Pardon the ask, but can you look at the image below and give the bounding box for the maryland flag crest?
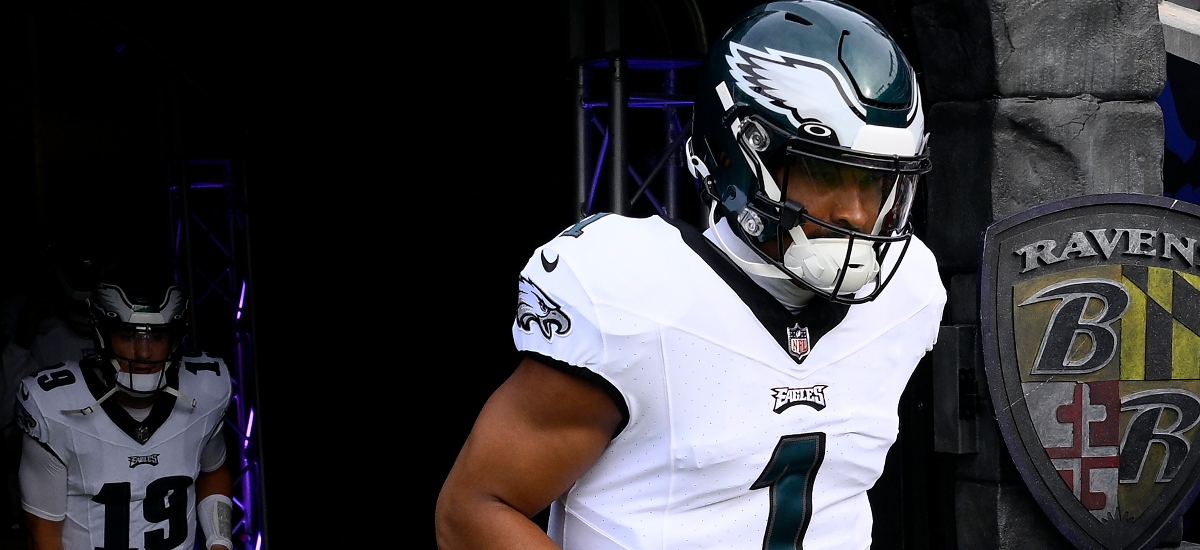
[981,194,1200,549]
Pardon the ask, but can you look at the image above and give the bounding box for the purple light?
[237,280,246,320]
[256,534,262,550]
[586,118,611,214]
[244,409,254,448]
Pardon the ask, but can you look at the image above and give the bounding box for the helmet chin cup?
[783,227,879,294]
[110,358,167,397]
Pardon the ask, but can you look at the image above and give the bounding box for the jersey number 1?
[93,476,193,550]
[751,433,826,550]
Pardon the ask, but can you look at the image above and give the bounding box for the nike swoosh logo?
[541,250,559,272]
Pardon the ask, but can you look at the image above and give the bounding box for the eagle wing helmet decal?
[726,41,921,136]
[727,41,868,129]
[516,274,572,341]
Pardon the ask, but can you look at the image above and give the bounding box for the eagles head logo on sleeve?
[516,275,572,341]
[14,399,36,433]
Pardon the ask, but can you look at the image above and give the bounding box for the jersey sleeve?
[891,235,947,352]
[14,378,48,444]
[179,353,233,472]
[513,239,606,374]
[180,353,233,409]
[19,432,67,520]
[14,374,70,522]
[200,423,227,472]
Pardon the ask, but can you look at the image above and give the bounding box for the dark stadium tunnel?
[0,2,394,548]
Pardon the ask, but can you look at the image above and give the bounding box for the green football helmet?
[686,0,930,304]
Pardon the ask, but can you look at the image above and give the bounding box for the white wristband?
[198,493,234,549]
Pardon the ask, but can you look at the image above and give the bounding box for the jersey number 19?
[93,476,193,550]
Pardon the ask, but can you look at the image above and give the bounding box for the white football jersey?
[15,354,232,550]
[513,214,946,550]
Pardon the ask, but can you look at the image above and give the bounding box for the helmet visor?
[780,153,921,238]
[738,114,927,239]
[109,326,176,370]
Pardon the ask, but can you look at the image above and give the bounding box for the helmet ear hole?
[741,120,771,152]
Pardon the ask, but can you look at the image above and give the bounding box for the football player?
[436,1,947,548]
[15,260,234,550]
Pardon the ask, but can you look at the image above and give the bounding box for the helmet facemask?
[103,324,183,397]
[722,114,928,303]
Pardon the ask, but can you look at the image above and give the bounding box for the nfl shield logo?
[981,194,1200,550]
[788,324,810,360]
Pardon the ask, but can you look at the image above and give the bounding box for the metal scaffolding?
[168,159,268,550]
[574,56,701,223]
[568,0,706,225]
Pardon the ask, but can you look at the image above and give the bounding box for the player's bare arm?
[436,357,622,550]
[23,514,63,550]
[196,463,233,503]
[196,463,234,550]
